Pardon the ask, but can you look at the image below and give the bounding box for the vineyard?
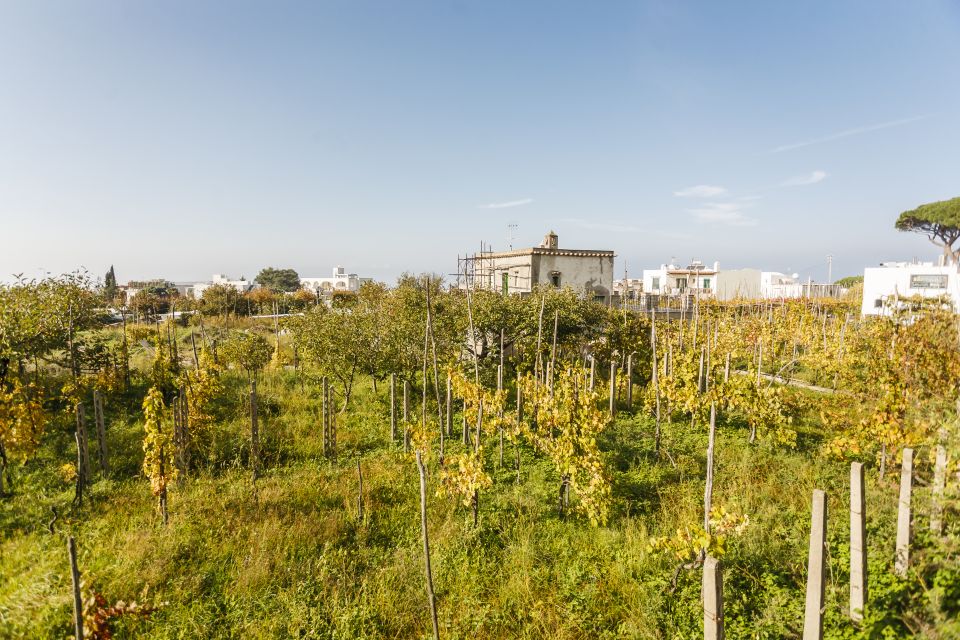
[1,274,959,639]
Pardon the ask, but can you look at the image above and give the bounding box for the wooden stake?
[390,374,397,442]
[803,489,827,640]
[445,374,453,438]
[931,432,947,535]
[357,457,364,522]
[895,448,913,578]
[415,451,441,640]
[704,403,716,532]
[93,390,108,476]
[250,380,260,481]
[609,362,617,418]
[850,462,867,622]
[68,536,84,640]
[75,403,91,485]
[703,556,723,640]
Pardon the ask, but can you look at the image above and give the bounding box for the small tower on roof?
[541,230,559,250]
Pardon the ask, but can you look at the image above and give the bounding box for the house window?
[874,299,883,308]
[502,272,509,294]
[909,274,947,289]
[652,277,660,290]
[702,278,711,289]
[550,272,561,287]
[676,278,686,290]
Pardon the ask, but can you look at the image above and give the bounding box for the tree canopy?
[255,267,301,293]
[895,196,960,262]
[103,265,118,303]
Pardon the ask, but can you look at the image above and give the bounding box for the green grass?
[0,371,955,639]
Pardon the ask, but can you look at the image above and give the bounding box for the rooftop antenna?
[508,222,518,250]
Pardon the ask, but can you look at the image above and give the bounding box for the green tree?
[201,284,241,321]
[103,266,118,303]
[833,275,863,287]
[290,305,369,408]
[254,267,300,293]
[896,196,960,263]
[0,274,98,385]
[219,332,272,380]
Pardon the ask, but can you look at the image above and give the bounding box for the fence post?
[626,354,633,410]
[895,448,914,578]
[803,489,827,640]
[850,462,867,622]
[589,356,595,392]
[703,556,723,640]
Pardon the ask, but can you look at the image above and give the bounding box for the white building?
[301,266,365,295]
[192,274,253,299]
[861,259,960,316]
[760,272,802,298]
[642,260,719,298]
[460,231,615,304]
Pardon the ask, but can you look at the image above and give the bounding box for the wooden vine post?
[92,389,108,476]
[895,447,914,578]
[250,380,260,481]
[608,362,617,418]
[403,379,411,453]
[625,353,633,410]
[803,489,827,640]
[415,451,440,640]
[390,373,397,442]
[703,556,723,640]
[931,433,947,535]
[322,377,336,459]
[357,458,364,522]
[850,462,867,622]
[68,536,84,640]
[173,389,189,480]
[445,374,452,437]
[515,382,523,480]
[704,403,717,533]
[75,403,91,486]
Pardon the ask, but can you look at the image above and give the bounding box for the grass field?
[0,368,955,639]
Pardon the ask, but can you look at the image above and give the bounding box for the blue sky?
[1,1,958,285]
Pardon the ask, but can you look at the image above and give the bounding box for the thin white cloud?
[562,218,644,233]
[479,198,534,209]
[673,184,728,198]
[771,114,932,153]
[687,202,758,227]
[780,170,828,187]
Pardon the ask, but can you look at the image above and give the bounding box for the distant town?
[111,229,958,319]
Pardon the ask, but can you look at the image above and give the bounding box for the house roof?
[482,247,615,259]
